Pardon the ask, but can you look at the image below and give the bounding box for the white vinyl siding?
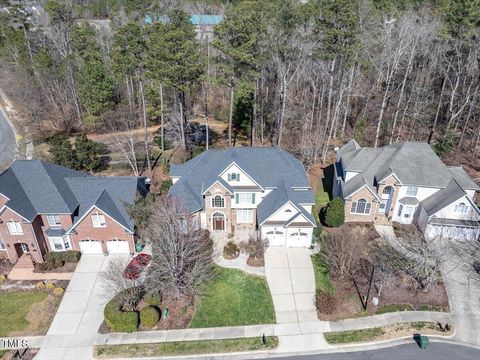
[7,221,23,235]
[236,209,253,223]
[47,214,61,226]
[91,214,106,228]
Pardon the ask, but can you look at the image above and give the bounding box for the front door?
[14,243,29,257]
[212,212,225,231]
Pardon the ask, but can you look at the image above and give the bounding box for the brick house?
[333,140,480,240]
[169,147,316,247]
[0,160,148,265]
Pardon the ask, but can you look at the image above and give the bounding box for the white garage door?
[106,239,130,253]
[79,240,103,254]
[264,227,285,246]
[287,230,310,247]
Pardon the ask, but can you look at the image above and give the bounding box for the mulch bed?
[318,274,449,321]
[33,262,77,274]
[99,295,195,334]
[246,256,264,267]
[0,280,69,293]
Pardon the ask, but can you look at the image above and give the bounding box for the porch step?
[15,255,34,269]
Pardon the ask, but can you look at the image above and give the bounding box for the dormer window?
[212,195,225,208]
[455,202,468,214]
[91,213,106,228]
[47,214,61,226]
[406,186,418,197]
[228,173,240,182]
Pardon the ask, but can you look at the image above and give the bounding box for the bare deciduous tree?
[142,197,214,300]
[321,230,367,279]
[240,231,269,260]
[100,257,143,311]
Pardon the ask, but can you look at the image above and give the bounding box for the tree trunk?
[374,82,391,148]
[179,92,186,149]
[341,64,355,140]
[139,79,152,175]
[252,82,257,146]
[228,86,234,148]
[277,77,287,148]
[428,73,447,144]
[160,83,165,152]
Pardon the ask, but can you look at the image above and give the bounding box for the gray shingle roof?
[420,179,466,216]
[337,141,479,197]
[448,166,480,191]
[0,160,144,232]
[169,147,314,224]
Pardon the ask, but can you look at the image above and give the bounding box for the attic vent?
[285,209,292,213]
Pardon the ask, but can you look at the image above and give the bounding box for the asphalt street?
[0,105,16,171]
[271,342,480,360]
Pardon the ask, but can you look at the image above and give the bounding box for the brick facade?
[344,186,378,223]
[204,183,234,236]
[376,174,400,222]
[69,207,134,253]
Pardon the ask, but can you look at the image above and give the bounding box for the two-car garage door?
[78,239,130,254]
[262,226,313,247]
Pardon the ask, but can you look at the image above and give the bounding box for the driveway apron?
[36,254,129,360]
[265,247,317,324]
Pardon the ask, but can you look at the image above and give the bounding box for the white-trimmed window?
[211,195,225,208]
[403,206,414,218]
[406,186,418,197]
[0,236,5,250]
[455,202,468,214]
[49,236,70,251]
[236,209,253,223]
[7,221,23,235]
[397,204,403,217]
[235,192,256,204]
[228,173,240,181]
[47,214,61,226]
[350,199,371,214]
[91,213,106,228]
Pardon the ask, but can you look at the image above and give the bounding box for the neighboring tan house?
[333,140,480,240]
[0,160,148,265]
[169,147,316,247]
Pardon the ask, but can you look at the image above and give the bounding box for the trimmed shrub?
[36,281,46,289]
[104,294,139,333]
[46,281,56,289]
[143,293,161,307]
[140,306,160,329]
[223,241,240,258]
[324,197,345,227]
[38,257,64,271]
[53,287,65,296]
[45,251,81,263]
[0,274,6,282]
[315,290,335,314]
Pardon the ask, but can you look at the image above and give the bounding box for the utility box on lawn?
[419,335,429,349]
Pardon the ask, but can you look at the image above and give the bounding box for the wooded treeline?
[1,0,480,169]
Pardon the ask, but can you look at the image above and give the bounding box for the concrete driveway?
[265,247,317,324]
[36,254,130,360]
[441,250,480,346]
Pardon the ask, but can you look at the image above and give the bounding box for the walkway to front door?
[265,247,317,324]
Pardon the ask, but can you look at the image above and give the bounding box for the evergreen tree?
[324,197,345,227]
[49,136,78,169]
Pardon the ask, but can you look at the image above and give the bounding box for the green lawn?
[0,291,48,337]
[311,253,334,294]
[324,328,384,344]
[191,267,276,328]
[95,337,279,358]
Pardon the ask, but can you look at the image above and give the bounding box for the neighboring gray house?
[333,140,480,240]
[169,147,316,247]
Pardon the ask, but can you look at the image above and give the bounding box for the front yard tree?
[100,257,143,311]
[240,231,269,260]
[143,197,214,300]
[324,197,345,227]
[373,227,451,292]
[321,228,366,278]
